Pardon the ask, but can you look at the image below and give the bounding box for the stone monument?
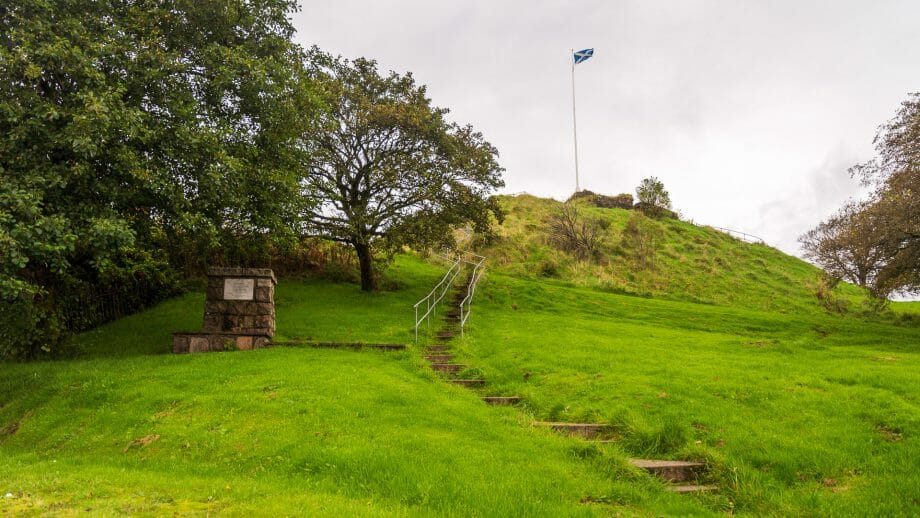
[173,267,277,353]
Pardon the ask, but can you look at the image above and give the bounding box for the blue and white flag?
[574,48,594,64]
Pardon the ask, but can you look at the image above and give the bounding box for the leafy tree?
[546,203,602,260]
[799,201,886,288]
[300,51,504,291]
[0,0,315,356]
[804,92,920,298]
[635,177,673,218]
[849,93,920,296]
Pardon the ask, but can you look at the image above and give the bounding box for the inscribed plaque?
[224,278,255,300]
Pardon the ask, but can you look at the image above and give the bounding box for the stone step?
[275,341,406,351]
[450,379,485,387]
[430,363,467,373]
[666,485,718,493]
[533,422,610,439]
[424,354,454,363]
[426,345,449,352]
[436,331,456,339]
[482,396,521,406]
[629,459,705,483]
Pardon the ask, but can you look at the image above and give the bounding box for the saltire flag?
[574,48,594,64]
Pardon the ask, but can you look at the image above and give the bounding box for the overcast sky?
[292,0,920,256]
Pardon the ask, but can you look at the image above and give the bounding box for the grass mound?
[486,194,871,313]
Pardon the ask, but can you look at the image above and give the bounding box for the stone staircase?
[419,255,717,499]
[423,266,520,404]
[629,459,715,493]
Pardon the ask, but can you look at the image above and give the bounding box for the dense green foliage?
[0,0,317,357]
[0,1,505,356]
[803,92,920,298]
[635,176,673,218]
[300,50,504,290]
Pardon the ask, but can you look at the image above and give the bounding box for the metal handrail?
[459,254,486,337]
[413,254,463,343]
[709,226,765,244]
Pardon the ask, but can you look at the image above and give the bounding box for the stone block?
[204,300,227,314]
[202,313,222,332]
[254,286,273,302]
[206,284,223,301]
[253,302,273,316]
[207,267,276,284]
[254,315,274,329]
[172,334,191,353]
[189,336,211,353]
[235,336,253,350]
[173,331,270,354]
[222,315,242,331]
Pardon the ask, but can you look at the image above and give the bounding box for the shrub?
[635,177,674,218]
[546,204,603,260]
[811,274,849,314]
[1,253,181,359]
[622,212,663,270]
[537,258,561,278]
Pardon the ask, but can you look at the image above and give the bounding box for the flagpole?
[570,49,580,193]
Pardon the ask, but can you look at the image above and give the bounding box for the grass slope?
[2,203,919,516]
[457,271,920,516]
[486,195,871,313]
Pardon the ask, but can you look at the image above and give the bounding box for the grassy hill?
[485,195,870,314]
[2,199,919,516]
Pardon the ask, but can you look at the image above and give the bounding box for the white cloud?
[292,0,920,257]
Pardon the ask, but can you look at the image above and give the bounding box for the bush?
[635,177,674,218]
[1,253,181,359]
[537,258,561,278]
[811,274,849,314]
[622,212,663,270]
[546,203,603,260]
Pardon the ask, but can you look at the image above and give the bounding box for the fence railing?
[459,254,486,337]
[413,254,463,343]
[709,226,765,244]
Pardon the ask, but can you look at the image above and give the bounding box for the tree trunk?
[353,241,376,291]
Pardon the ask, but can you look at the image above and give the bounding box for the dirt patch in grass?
[878,425,902,443]
[0,411,33,438]
[123,434,161,452]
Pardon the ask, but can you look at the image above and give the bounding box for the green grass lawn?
[1,348,637,516]
[1,256,711,516]
[454,271,920,516]
[3,221,919,515]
